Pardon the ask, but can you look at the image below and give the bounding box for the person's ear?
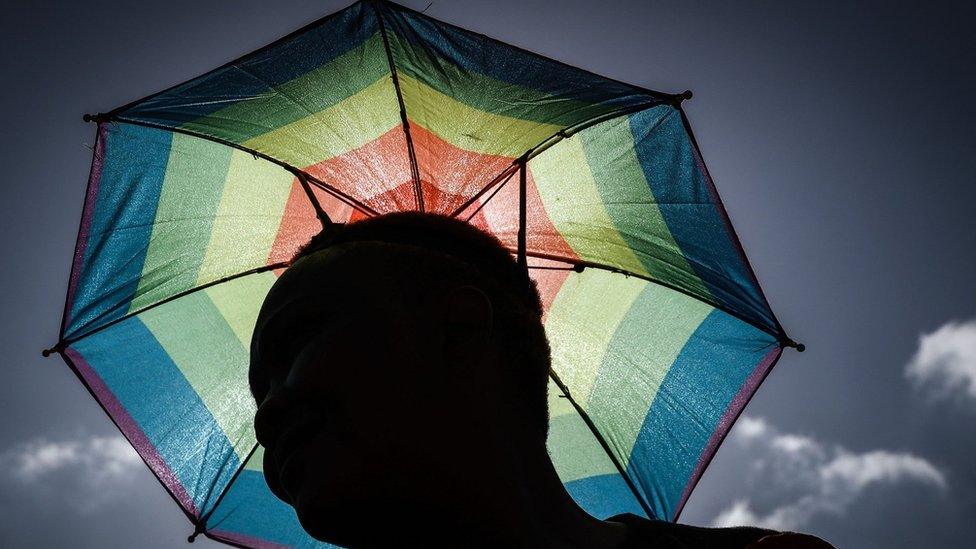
[442,285,493,350]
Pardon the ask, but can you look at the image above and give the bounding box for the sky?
[2,0,974,547]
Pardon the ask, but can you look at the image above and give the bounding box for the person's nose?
[253,389,294,450]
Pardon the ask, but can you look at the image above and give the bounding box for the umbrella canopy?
[47,1,800,546]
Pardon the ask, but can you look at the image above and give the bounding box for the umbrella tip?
[782,338,806,352]
[187,523,205,543]
[83,113,105,123]
[669,90,693,105]
[41,342,65,357]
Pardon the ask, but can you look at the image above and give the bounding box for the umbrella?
[45,1,803,546]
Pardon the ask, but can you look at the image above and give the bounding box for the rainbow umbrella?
[45,1,802,546]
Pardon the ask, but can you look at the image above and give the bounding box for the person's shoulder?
[606,513,835,549]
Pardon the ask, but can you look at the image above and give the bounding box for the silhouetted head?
[249,212,551,546]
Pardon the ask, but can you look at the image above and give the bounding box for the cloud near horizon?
[0,434,142,513]
[711,416,946,531]
[905,316,976,404]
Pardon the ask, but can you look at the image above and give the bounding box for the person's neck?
[441,437,631,548]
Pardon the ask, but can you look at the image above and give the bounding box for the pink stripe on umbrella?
[64,346,198,518]
[672,344,783,520]
[208,529,294,549]
[62,124,108,335]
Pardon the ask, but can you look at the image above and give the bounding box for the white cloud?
[735,416,770,440]
[0,434,142,513]
[771,434,821,456]
[820,450,946,492]
[906,317,976,402]
[711,416,946,531]
[713,500,761,527]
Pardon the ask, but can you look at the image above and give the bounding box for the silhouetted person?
[249,212,832,548]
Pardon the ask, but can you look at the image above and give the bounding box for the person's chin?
[293,487,393,546]
[304,493,459,548]
[281,451,377,543]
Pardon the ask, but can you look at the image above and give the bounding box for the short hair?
[291,212,552,440]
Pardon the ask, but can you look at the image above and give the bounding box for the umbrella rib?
[386,0,676,103]
[95,117,380,218]
[58,124,103,340]
[448,98,673,219]
[295,171,332,228]
[526,264,578,272]
[670,348,784,522]
[462,168,517,222]
[197,443,260,529]
[56,349,201,526]
[547,369,656,520]
[373,0,425,212]
[98,5,360,122]
[202,532,258,549]
[513,248,786,342]
[516,156,528,270]
[57,262,290,350]
[675,106,787,339]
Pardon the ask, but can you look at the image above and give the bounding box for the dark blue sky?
[2,1,974,547]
